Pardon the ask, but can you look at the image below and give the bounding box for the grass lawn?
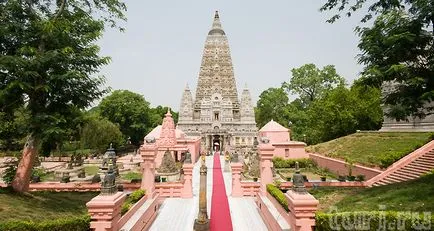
[306,132,433,168]
[0,187,98,222]
[84,165,99,175]
[310,173,434,213]
[277,168,337,181]
[121,172,142,181]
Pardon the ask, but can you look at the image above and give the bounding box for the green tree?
[0,0,126,192]
[320,0,434,120]
[283,64,345,106]
[357,10,433,120]
[98,90,152,145]
[149,106,179,128]
[255,87,290,129]
[80,115,123,154]
[300,85,382,144]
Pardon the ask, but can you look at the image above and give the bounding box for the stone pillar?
[181,163,194,198]
[231,162,243,197]
[140,138,158,197]
[259,140,274,195]
[86,192,126,231]
[286,191,319,231]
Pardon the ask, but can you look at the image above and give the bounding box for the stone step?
[404,163,433,172]
[397,168,424,178]
[410,161,434,170]
[418,155,434,162]
[387,173,415,182]
[400,165,429,174]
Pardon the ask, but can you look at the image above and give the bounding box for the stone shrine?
[177,11,257,153]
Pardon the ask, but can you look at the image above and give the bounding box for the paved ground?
[149,155,267,231]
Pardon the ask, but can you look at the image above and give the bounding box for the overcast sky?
[97,0,366,110]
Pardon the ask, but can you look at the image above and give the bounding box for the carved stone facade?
[177,11,257,152]
[380,81,434,131]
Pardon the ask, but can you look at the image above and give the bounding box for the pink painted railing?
[240,181,260,196]
[24,182,141,192]
[279,181,366,190]
[309,153,382,179]
[366,140,434,186]
[155,181,184,197]
[265,192,291,226]
[256,193,283,231]
[118,194,149,228]
[117,194,162,231]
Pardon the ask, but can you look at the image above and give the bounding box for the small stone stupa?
[157,149,179,181]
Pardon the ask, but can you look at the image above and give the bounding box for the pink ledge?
[265,191,292,226]
[117,194,149,228]
[256,193,283,231]
[240,181,260,196]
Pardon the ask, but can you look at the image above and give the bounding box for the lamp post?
[194,153,210,230]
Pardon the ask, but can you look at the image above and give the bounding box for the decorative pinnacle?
[165,107,172,116]
[214,10,219,18]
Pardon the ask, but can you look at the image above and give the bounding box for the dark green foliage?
[98,90,153,145]
[80,114,124,153]
[1,165,17,185]
[120,189,146,215]
[320,0,434,120]
[255,87,290,129]
[272,157,315,169]
[0,215,90,231]
[282,63,345,106]
[266,184,289,212]
[316,212,433,231]
[356,174,365,182]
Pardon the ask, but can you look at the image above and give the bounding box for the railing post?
[140,137,158,197]
[230,162,243,197]
[181,162,194,198]
[86,192,126,231]
[258,138,274,195]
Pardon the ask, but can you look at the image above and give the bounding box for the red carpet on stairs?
[210,152,233,231]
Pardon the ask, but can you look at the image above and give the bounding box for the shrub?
[1,165,17,185]
[356,174,365,182]
[272,157,315,169]
[316,212,434,231]
[266,184,288,212]
[120,189,146,216]
[0,215,90,231]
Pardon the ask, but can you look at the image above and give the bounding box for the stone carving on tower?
[177,11,258,153]
[159,109,177,147]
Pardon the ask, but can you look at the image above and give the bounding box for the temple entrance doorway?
[213,135,220,152]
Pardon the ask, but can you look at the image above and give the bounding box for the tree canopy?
[320,0,434,120]
[0,0,126,192]
[255,64,383,145]
[255,87,290,128]
[282,64,345,106]
[98,90,153,145]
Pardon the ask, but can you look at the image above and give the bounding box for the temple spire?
[209,10,225,35]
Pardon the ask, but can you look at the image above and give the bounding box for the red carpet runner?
[210,152,233,231]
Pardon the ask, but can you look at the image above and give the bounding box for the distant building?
[380,81,434,131]
[177,11,257,152]
[258,120,307,159]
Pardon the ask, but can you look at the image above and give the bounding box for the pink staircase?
[366,140,434,187]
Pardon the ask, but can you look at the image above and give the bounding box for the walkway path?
[210,153,233,230]
[149,154,267,231]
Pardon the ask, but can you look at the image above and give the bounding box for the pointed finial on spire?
[165,107,172,117]
[185,83,190,90]
[209,10,225,35]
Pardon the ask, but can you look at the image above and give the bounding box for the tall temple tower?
[177,11,258,152]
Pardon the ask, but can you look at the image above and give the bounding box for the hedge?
[0,215,90,231]
[272,157,315,169]
[266,184,289,212]
[121,189,146,215]
[316,212,434,231]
